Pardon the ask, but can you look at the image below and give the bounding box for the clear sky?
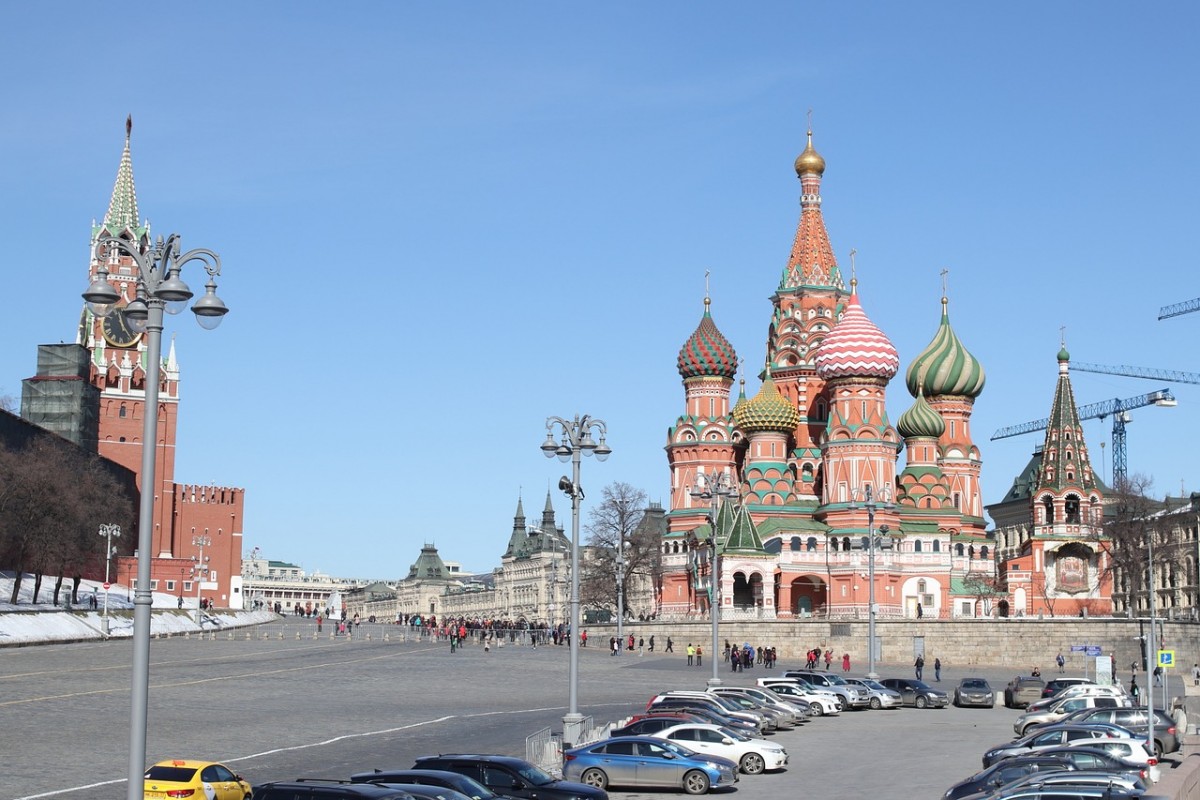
[2,3,1198,579]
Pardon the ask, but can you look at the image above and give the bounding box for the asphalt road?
[1,618,1184,800]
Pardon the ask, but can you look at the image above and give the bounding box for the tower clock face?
[101,307,143,348]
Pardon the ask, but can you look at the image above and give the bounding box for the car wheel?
[915,695,928,709]
[740,752,766,775]
[581,768,608,790]
[836,697,847,711]
[810,703,824,716]
[683,769,711,795]
[1154,740,1165,758]
[869,697,882,710]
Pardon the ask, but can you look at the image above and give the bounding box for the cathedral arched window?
[917,579,927,594]
[914,540,923,552]
[119,405,127,418]
[932,540,940,552]
[830,537,839,552]
[955,543,964,556]
[807,537,817,552]
[1065,495,1081,524]
[1042,496,1055,524]
[968,545,975,559]
[981,545,989,559]
[861,536,870,551]
[842,537,851,551]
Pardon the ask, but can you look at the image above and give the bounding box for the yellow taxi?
[143,759,251,799]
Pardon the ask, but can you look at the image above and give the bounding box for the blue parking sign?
[1158,650,1175,668]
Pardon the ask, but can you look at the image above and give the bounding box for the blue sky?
[2,3,1198,579]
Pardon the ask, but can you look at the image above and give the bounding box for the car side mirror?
[722,738,734,745]
[662,752,676,760]
[510,780,524,789]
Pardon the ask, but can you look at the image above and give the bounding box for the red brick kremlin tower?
[661,129,992,620]
[78,120,246,609]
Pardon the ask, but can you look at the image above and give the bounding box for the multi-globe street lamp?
[82,232,227,800]
[98,523,121,636]
[851,485,893,680]
[541,414,610,743]
[689,472,737,688]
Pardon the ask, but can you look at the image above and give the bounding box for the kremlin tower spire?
[97,115,148,241]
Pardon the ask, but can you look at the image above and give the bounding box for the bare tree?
[580,482,650,615]
[961,572,1004,617]
[1098,474,1164,616]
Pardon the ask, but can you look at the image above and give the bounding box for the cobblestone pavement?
[1,618,1187,800]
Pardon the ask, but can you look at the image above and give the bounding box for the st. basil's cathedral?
[658,129,1112,620]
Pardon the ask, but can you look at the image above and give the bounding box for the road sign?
[103,582,111,590]
[1070,645,1086,652]
[1085,646,1102,657]
[1159,650,1175,668]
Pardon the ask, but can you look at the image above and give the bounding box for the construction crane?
[991,389,1177,487]
[1071,362,1200,385]
[1158,297,1200,320]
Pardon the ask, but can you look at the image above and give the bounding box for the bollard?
[366,633,372,641]
[278,631,284,640]
[384,633,390,642]
[184,632,190,640]
[296,631,301,640]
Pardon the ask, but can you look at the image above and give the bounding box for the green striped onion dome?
[896,389,946,440]
[905,297,985,398]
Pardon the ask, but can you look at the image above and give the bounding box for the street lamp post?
[192,532,212,624]
[82,232,227,800]
[689,472,737,688]
[98,523,121,636]
[1145,528,1158,753]
[615,536,626,654]
[852,485,894,680]
[541,414,610,744]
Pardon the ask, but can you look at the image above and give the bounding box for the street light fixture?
[98,523,121,636]
[851,485,894,680]
[82,232,227,800]
[689,472,737,688]
[542,414,610,744]
[1145,527,1159,752]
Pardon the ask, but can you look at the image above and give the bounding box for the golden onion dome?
[733,371,801,433]
[794,130,826,177]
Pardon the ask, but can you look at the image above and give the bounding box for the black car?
[1040,678,1093,698]
[357,784,474,800]
[253,779,416,799]
[351,769,509,800]
[942,755,1075,800]
[412,755,607,800]
[878,678,950,708]
[611,715,705,738]
[1020,747,1151,782]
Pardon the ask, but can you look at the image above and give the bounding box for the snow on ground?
[0,571,276,646]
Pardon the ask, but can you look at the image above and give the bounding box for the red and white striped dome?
[814,284,899,380]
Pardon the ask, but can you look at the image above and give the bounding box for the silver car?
[842,677,902,710]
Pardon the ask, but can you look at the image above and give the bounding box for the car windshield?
[144,766,197,782]
[857,679,885,690]
[515,765,556,786]
[822,675,848,685]
[908,680,934,691]
[657,739,697,758]
[452,776,496,800]
[961,679,989,689]
[718,726,750,741]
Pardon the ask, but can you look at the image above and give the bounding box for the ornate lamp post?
[689,472,737,688]
[82,232,227,800]
[541,414,610,743]
[851,485,893,680]
[98,523,121,636]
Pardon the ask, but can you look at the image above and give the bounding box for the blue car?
[563,736,738,795]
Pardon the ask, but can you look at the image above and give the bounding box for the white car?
[842,677,904,710]
[1067,737,1160,783]
[653,723,788,775]
[756,678,841,716]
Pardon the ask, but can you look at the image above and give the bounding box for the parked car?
[1025,746,1152,784]
[349,769,510,800]
[363,784,474,800]
[643,697,762,734]
[982,725,1117,768]
[998,768,1147,796]
[781,670,870,709]
[252,781,415,800]
[1056,706,1180,756]
[878,678,949,709]
[612,715,707,738]
[941,755,1076,800]
[1041,677,1094,698]
[704,691,793,729]
[1064,738,1160,783]
[969,780,1146,800]
[411,755,607,800]
[952,678,996,709]
[710,686,808,725]
[145,759,253,800]
[1024,684,1127,714]
[653,723,788,774]
[1004,676,1047,709]
[562,736,738,795]
[1013,694,1128,735]
[842,677,903,709]
[756,678,841,716]
[646,693,766,732]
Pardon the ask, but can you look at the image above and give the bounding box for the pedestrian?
[696,644,703,667]
[914,654,925,680]
[1191,663,1199,686]
[628,633,635,652]
[686,643,695,666]
[649,634,655,652]
[731,649,740,672]
[581,630,587,647]
[934,657,942,682]
[842,652,851,672]
[824,649,832,670]
[638,637,644,657]
[317,614,323,633]
[1130,677,1140,704]
[1153,665,1163,687]
[666,637,674,653]
[610,637,618,656]
[724,640,731,662]
[1031,665,1042,678]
